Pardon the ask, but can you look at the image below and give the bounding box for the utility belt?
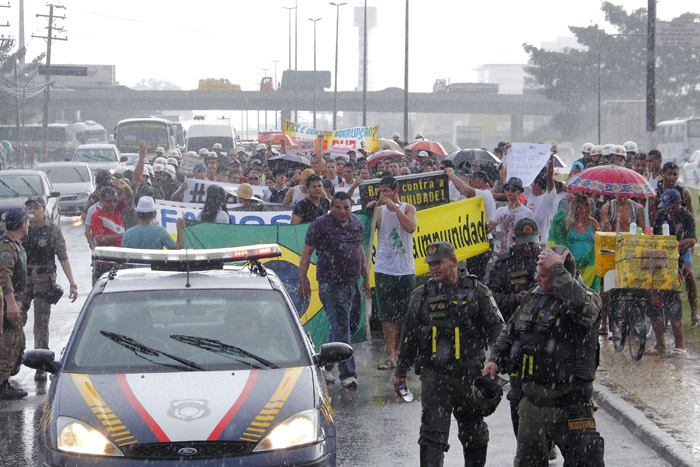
[418,323,483,369]
[524,386,592,408]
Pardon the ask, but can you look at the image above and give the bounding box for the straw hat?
[233,183,262,202]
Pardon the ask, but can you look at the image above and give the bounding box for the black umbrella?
[445,148,501,169]
[267,153,311,172]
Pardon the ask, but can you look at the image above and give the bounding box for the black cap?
[3,208,31,230]
[514,218,540,245]
[424,241,456,263]
[95,170,113,187]
[504,177,524,191]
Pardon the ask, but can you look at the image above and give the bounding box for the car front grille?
[122,441,253,459]
[60,194,79,201]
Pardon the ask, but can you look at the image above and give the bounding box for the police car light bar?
[93,244,282,265]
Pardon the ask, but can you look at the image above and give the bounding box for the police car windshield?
[65,289,309,373]
[0,175,43,198]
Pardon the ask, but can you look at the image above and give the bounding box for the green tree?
[0,45,46,125]
[132,78,181,91]
[524,2,700,141]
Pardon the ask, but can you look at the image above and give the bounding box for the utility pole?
[309,17,322,129]
[33,3,67,163]
[362,2,367,126]
[403,0,409,143]
[646,0,656,138]
[330,2,346,131]
[262,68,269,130]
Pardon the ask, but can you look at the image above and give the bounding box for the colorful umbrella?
[366,150,404,168]
[403,140,447,156]
[566,164,656,198]
[326,144,356,160]
[377,138,405,153]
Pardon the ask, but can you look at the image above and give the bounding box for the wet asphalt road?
[0,216,682,465]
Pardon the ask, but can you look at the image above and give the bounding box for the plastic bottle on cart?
[662,221,670,236]
[629,221,637,234]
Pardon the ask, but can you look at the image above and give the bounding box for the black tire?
[610,300,626,353]
[628,303,648,361]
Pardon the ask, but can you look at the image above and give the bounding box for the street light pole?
[282,6,295,70]
[403,0,409,143]
[597,32,644,144]
[330,2,346,131]
[309,17,322,129]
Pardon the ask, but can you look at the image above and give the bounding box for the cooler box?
[614,234,680,291]
[594,232,617,277]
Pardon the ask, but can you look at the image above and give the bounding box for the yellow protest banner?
[369,197,489,285]
[284,120,378,153]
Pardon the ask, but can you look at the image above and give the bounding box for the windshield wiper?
[170,334,279,369]
[100,330,205,371]
[0,178,19,197]
[20,178,39,195]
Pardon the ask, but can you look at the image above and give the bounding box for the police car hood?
[56,368,315,444]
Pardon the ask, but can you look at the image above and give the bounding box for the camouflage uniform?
[22,218,68,350]
[0,233,28,383]
[490,261,604,467]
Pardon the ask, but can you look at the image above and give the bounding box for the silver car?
[35,162,95,217]
[0,169,60,227]
[72,143,125,174]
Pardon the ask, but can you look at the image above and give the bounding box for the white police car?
[24,245,351,466]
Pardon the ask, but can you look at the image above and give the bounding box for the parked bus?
[657,117,700,163]
[0,121,108,162]
[114,117,175,157]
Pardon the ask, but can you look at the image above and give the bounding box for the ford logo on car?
[178,447,198,456]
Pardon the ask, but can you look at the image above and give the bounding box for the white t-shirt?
[473,188,496,223]
[523,186,557,245]
[494,205,534,254]
[324,175,341,188]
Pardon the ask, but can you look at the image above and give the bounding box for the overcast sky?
[7,0,695,93]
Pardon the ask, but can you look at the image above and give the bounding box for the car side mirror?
[50,191,60,198]
[313,342,353,367]
[23,349,61,374]
[120,156,128,162]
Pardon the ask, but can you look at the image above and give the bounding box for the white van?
[186,123,237,154]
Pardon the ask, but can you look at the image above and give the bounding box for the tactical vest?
[24,223,57,277]
[514,291,598,385]
[1,234,27,295]
[416,274,487,371]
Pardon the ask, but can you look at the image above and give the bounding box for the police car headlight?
[253,409,319,452]
[76,192,90,200]
[57,416,124,457]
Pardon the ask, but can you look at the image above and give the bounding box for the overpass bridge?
[38,88,561,140]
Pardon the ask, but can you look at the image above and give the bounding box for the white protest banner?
[182,178,267,203]
[286,138,316,157]
[505,143,553,187]
[156,200,294,234]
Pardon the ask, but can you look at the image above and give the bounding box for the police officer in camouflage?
[483,246,604,467]
[0,208,30,399]
[394,241,504,467]
[23,195,78,381]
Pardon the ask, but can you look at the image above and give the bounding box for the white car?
[72,144,125,174]
[35,162,95,217]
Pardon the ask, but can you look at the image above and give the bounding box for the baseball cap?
[3,207,31,230]
[504,177,524,192]
[25,195,46,207]
[417,150,429,158]
[392,132,400,138]
[193,162,206,173]
[424,241,456,263]
[659,188,682,208]
[514,218,540,245]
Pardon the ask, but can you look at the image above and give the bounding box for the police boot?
[0,379,28,400]
[419,444,445,467]
[463,445,487,467]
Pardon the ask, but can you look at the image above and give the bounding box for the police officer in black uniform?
[0,208,29,399]
[394,241,504,467]
[483,246,604,467]
[486,218,541,436]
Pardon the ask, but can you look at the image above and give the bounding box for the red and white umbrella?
[566,164,656,198]
[366,150,404,168]
[326,144,355,160]
[403,140,447,156]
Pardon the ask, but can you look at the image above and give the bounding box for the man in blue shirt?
[298,192,370,389]
[122,197,185,250]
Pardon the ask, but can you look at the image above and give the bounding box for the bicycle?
[605,282,649,361]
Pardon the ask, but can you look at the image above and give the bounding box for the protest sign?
[179,152,202,176]
[358,171,449,210]
[284,120,378,154]
[505,143,553,187]
[285,138,316,157]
